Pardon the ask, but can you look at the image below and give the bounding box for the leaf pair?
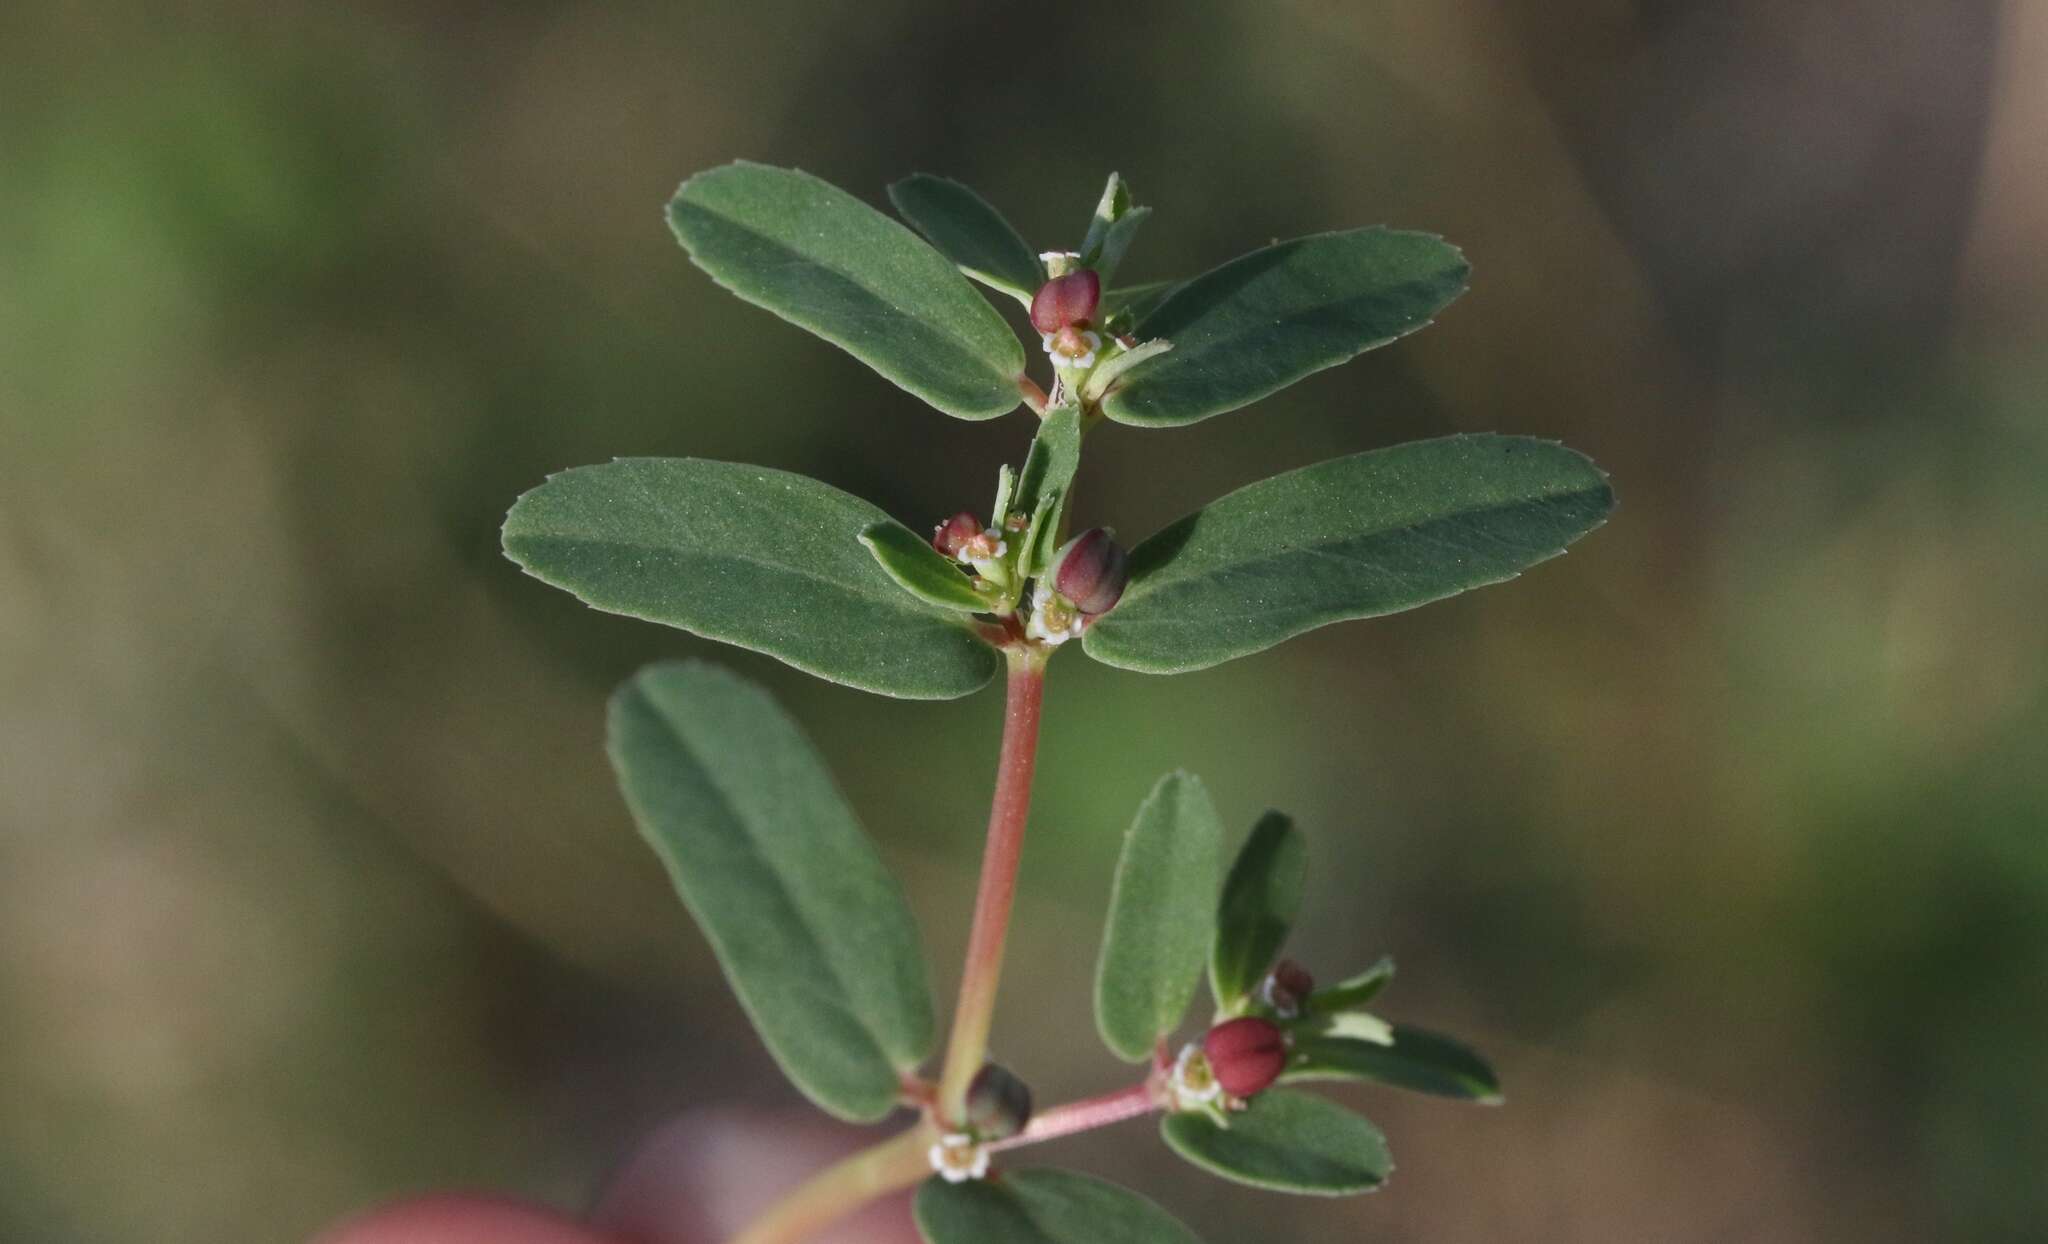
[503,436,1612,699]
[671,162,1472,430]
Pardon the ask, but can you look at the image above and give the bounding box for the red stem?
[989,1079,1160,1153]
[937,651,1047,1122]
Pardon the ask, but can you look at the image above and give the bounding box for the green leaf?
[1095,772,1225,1061]
[608,661,935,1121]
[1102,280,1182,332]
[1078,173,1132,262]
[1083,435,1614,675]
[915,1169,1202,1244]
[504,458,1000,699]
[1310,956,1394,1013]
[1286,1027,1503,1104]
[860,521,990,613]
[1100,228,1468,427]
[1079,173,1149,286]
[1011,405,1083,524]
[668,162,1026,420]
[1020,487,1063,579]
[1009,405,1085,576]
[1161,1090,1390,1196]
[1210,812,1305,1011]
[889,173,1045,301]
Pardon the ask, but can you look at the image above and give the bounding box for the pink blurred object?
[312,1112,917,1244]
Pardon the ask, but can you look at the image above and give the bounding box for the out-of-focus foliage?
[3,3,2045,1242]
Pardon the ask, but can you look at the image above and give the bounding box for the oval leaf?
[915,1169,1202,1244]
[1101,228,1468,427]
[861,520,991,612]
[1161,1090,1390,1196]
[1286,1027,1503,1104]
[890,173,1044,301]
[1095,772,1225,1061]
[1010,405,1083,526]
[504,458,1000,699]
[1102,280,1183,333]
[1083,435,1614,675]
[609,661,935,1121]
[1309,956,1394,1014]
[1078,173,1148,286]
[1210,812,1305,1011]
[669,162,1026,420]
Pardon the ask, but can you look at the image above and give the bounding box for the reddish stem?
[1017,374,1050,416]
[988,1079,1160,1153]
[937,650,1048,1122]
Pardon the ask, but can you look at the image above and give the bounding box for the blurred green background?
[6,2,2046,1241]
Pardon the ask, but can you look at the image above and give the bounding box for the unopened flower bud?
[1259,959,1315,1019]
[1047,528,1129,616]
[1030,268,1101,335]
[965,1062,1033,1141]
[1204,1017,1289,1099]
[932,511,982,558]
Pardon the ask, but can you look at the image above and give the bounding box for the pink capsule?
[1204,1017,1289,1099]
[1048,528,1128,616]
[1029,269,1101,335]
[932,511,983,558]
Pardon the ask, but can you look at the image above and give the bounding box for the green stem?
[725,1125,933,1244]
[937,647,1048,1123]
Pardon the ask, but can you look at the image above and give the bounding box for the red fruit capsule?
[1029,269,1101,335]
[1204,1017,1288,1099]
[932,511,982,558]
[1047,528,1128,616]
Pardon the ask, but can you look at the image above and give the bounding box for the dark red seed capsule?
[1204,1017,1288,1099]
[1029,269,1101,335]
[1047,528,1128,616]
[1263,959,1316,1016]
[932,511,982,558]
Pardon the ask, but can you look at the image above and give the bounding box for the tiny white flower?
[1040,329,1100,370]
[1026,584,1084,645]
[1169,1042,1223,1110]
[928,1133,990,1183]
[1039,250,1081,266]
[957,534,1007,564]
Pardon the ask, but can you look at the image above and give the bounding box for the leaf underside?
[608,661,935,1121]
[1083,435,1614,675]
[503,457,999,699]
[669,162,1026,420]
[914,1168,1203,1244]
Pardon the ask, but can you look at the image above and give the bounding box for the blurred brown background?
[5,2,2046,1240]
